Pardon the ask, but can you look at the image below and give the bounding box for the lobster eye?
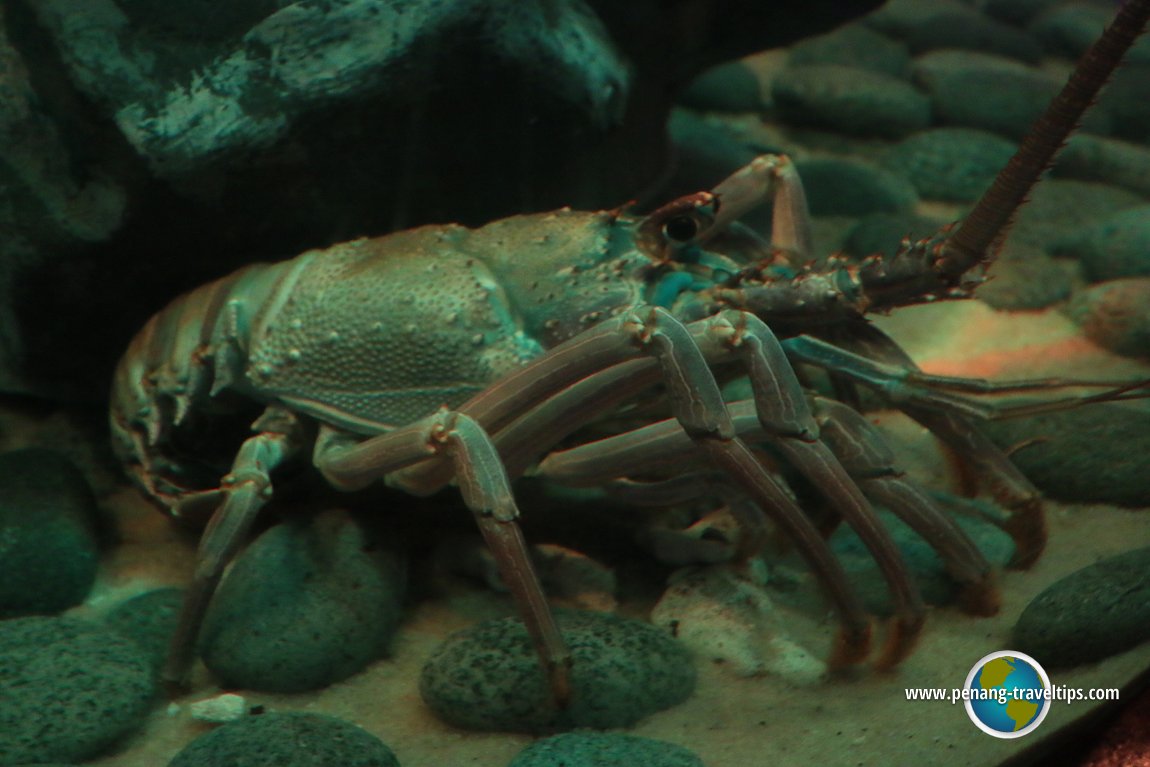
[663,215,699,243]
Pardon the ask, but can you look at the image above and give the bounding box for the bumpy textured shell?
[109,209,650,508]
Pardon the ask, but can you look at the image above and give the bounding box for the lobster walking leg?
[784,328,1053,565]
[314,410,573,707]
[692,311,927,665]
[394,307,877,666]
[164,422,297,688]
[619,310,878,665]
[464,305,921,666]
[710,154,813,261]
[539,394,998,615]
[810,396,999,616]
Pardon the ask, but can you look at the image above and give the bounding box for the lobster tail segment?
[937,0,1150,279]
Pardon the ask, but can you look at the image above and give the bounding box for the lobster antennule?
[938,0,1150,278]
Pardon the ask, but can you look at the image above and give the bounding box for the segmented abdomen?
[109,256,307,514]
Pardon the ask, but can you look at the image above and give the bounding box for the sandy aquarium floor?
[8,300,1141,767]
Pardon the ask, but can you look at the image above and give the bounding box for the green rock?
[199,509,406,692]
[795,156,919,216]
[880,128,1017,202]
[787,25,911,78]
[1014,546,1150,669]
[508,732,704,767]
[982,0,1064,26]
[0,449,100,618]
[830,495,1014,616]
[843,212,949,259]
[1028,2,1150,64]
[977,243,1073,311]
[1009,179,1145,252]
[906,12,1042,63]
[1052,205,1150,282]
[1055,134,1150,198]
[772,64,931,138]
[914,50,1110,139]
[420,610,695,732]
[1066,278,1150,359]
[0,617,155,764]
[679,61,762,113]
[104,588,184,672]
[864,0,981,37]
[168,712,399,767]
[981,402,1150,507]
[1100,63,1150,143]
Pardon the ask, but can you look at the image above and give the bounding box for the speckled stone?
[981,403,1150,507]
[772,65,930,138]
[1054,134,1150,198]
[1029,2,1150,64]
[842,212,948,260]
[1008,180,1145,252]
[0,449,100,618]
[1014,546,1150,669]
[508,732,704,767]
[880,128,1017,202]
[906,12,1042,63]
[982,0,1065,26]
[977,243,1074,311]
[1101,63,1150,143]
[864,0,981,37]
[199,509,405,693]
[167,712,399,767]
[0,616,155,764]
[1052,205,1150,283]
[786,25,911,78]
[679,61,762,113]
[794,156,919,216]
[420,609,695,732]
[1065,278,1150,359]
[830,495,1014,616]
[914,50,1110,139]
[104,587,184,672]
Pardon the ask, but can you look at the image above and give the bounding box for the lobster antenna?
[938,0,1150,277]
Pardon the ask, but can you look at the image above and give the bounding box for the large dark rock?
[1014,546,1150,669]
[199,509,406,692]
[0,449,100,618]
[981,403,1150,507]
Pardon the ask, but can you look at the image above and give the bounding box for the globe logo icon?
[964,651,1051,738]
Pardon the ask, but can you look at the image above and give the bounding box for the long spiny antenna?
[938,0,1150,278]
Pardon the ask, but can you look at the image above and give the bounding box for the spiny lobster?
[110,0,1150,706]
